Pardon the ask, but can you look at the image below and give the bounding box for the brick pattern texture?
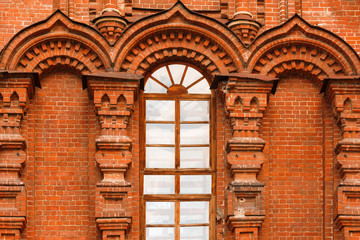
[0,0,359,239]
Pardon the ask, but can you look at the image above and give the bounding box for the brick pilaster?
[214,73,277,240]
[0,71,38,240]
[322,76,360,239]
[84,72,142,240]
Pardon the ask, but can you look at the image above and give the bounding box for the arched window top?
[145,64,211,94]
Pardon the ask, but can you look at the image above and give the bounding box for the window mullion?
[175,200,180,240]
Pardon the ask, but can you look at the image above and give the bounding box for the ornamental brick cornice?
[248,15,360,84]
[0,10,111,76]
[113,1,244,75]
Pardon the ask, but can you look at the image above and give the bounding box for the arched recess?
[113,1,245,78]
[0,10,112,76]
[247,14,360,86]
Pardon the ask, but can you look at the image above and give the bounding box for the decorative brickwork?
[215,73,277,239]
[0,71,37,240]
[0,0,358,239]
[113,2,244,75]
[84,72,142,240]
[323,76,360,239]
[248,15,360,80]
[0,11,111,75]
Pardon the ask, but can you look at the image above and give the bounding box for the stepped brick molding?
[0,0,359,239]
[214,73,277,239]
[322,76,360,239]
[0,71,38,240]
[83,72,142,240]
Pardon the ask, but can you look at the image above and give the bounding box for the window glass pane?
[169,64,186,84]
[182,67,203,88]
[180,201,209,224]
[146,202,175,224]
[180,101,209,122]
[180,175,211,194]
[144,175,175,194]
[145,79,167,93]
[146,100,175,121]
[146,227,175,240]
[146,147,175,168]
[180,147,209,168]
[152,66,172,87]
[146,124,175,144]
[187,79,211,94]
[180,124,209,144]
[180,226,209,240]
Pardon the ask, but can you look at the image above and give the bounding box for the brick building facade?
[0,0,359,239]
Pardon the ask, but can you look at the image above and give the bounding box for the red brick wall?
[0,0,359,55]
[22,70,100,239]
[260,74,336,238]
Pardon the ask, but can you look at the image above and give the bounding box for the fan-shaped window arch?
[141,63,214,240]
[145,64,211,94]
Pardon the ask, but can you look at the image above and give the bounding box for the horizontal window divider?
[144,94,211,99]
[145,224,175,228]
[143,194,212,201]
[143,169,213,174]
[146,144,175,147]
[179,144,209,147]
[146,121,175,124]
[179,223,209,227]
[179,121,209,124]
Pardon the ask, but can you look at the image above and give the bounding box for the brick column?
[322,76,360,239]
[0,71,38,240]
[214,73,278,240]
[84,72,142,240]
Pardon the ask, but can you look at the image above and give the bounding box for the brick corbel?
[213,73,278,239]
[83,72,142,240]
[322,76,360,238]
[0,70,39,240]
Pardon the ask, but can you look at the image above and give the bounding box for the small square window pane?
[188,79,211,94]
[146,147,175,168]
[146,100,175,121]
[180,226,209,240]
[180,147,209,168]
[146,202,175,224]
[180,101,209,121]
[180,201,209,224]
[180,124,209,144]
[145,79,167,93]
[146,124,175,144]
[144,175,175,194]
[146,227,174,240]
[180,175,211,194]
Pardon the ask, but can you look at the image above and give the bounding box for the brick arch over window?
[113,1,244,77]
[0,10,112,76]
[247,14,360,85]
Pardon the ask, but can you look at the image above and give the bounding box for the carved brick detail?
[84,72,142,240]
[93,9,128,45]
[215,73,277,240]
[0,71,38,240]
[252,44,343,84]
[16,40,105,75]
[323,76,360,239]
[120,30,237,75]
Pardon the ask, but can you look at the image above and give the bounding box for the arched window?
[141,63,214,240]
